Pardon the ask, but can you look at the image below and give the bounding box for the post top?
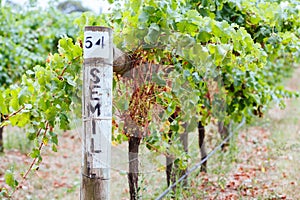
[85,26,112,32]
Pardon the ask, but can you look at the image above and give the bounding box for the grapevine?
[1,0,300,198]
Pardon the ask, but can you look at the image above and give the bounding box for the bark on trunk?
[128,136,141,200]
[198,122,207,172]
[166,137,174,186]
[166,115,189,189]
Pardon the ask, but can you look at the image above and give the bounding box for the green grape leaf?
[4,170,18,189]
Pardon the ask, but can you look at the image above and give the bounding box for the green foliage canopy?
[1,0,300,195]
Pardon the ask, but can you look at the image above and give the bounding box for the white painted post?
[81,26,113,200]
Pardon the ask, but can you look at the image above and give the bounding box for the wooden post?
[81,26,113,200]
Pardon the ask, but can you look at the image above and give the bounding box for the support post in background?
[81,26,113,200]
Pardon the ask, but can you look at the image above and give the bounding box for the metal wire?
[155,117,246,200]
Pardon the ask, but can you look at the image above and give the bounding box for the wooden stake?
[81,26,113,200]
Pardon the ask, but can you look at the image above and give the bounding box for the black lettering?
[96,38,101,45]
[102,36,104,48]
[91,138,94,152]
[90,68,100,84]
[92,120,96,135]
[85,36,93,49]
[90,85,101,100]
[95,36,105,49]
[89,103,101,116]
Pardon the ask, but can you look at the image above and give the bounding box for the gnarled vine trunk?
[166,131,188,187]
[123,110,143,200]
[198,122,207,172]
[128,136,141,200]
[166,113,189,190]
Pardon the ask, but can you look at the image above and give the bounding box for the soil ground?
[0,67,299,199]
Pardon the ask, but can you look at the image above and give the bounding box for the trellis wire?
[155,117,246,200]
